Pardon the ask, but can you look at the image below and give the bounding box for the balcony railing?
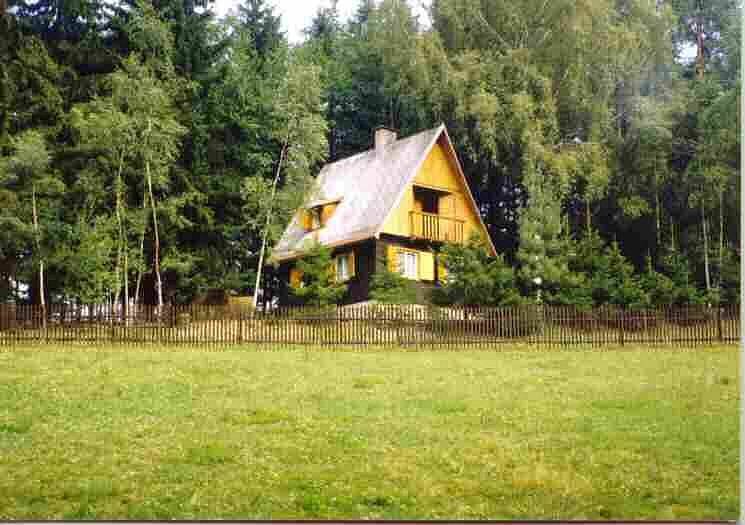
[409,211,465,243]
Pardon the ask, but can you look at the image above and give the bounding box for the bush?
[639,259,677,307]
[568,233,649,310]
[291,242,347,306]
[369,258,418,304]
[434,235,524,307]
[657,252,708,306]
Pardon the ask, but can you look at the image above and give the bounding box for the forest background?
[0,0,740,309]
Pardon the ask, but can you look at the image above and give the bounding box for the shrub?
[434,234,524,307]
[369,257,418,304]
[639,258,677,307]
[291,241,347,306]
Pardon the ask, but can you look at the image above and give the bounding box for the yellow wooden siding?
[321,203,337,226]
[300,210,312,231]
[387,245,398,272]
[380,140,486,242]
[418,251,435,281]
[349,251,356,277]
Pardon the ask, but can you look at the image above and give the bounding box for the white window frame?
[336,253,351,282]
[397,250,418,280]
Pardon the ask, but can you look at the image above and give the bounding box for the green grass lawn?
[0,345,738,519]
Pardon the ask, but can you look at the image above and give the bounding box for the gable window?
[335,252,355,282]
[310,207,322,230]
[397,251,418,280]
[303,199,340,232]
[413,186,441,214]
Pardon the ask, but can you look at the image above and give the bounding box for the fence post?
[619,307,625,347]
[238,310,244,345]
[716,305,723,343]
[110,304,115,343]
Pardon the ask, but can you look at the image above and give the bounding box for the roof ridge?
[320,125,443,172]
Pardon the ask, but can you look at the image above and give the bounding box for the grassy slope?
[0,346,738,519]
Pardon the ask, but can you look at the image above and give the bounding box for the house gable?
[379,134,495,254]
[272,124,495,264]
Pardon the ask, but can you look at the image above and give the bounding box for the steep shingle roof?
[272,125,445,262]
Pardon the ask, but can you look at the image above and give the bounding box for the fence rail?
[0,303,739,348]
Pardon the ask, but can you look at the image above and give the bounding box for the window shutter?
[387,245,398,272]
[349,251,356,278]
[419,251,435,281]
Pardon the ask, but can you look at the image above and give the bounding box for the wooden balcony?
[409,211,465,243]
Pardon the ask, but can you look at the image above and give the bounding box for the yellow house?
[271,124,496,304]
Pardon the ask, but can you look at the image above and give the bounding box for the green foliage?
[56,217,119,304]
[0,0,740,309]
[290,242,346,307]
[567,233,650,309]
[0,129,64,293]
[369,259,417,304]
[434,235,523,307]
[639,259,677,308]
[718,247,740,305]
[659,251,707,306]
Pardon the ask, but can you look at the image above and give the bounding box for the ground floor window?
[335,252,354,282]
[397,250,418,279]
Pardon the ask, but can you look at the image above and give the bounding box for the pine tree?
[291,242,346,307]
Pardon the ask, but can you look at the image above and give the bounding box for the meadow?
[0,345,738,519]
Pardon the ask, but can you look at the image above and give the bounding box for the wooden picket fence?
[0,303,739,348]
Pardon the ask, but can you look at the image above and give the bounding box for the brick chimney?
[374,126,398,152]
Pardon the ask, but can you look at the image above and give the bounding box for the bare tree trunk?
[701,200,711,291]
[113,152,124,319]
[134,190,147,307]
[31,184,47,329]
[146,159,163,311]
[670,216,675,252]
[655,190,661,249]
[695,15,705,79]
[718,189,724,288]
[123,244,129,326]
[31,184,46,329]
[253,136,290,309]
[654,156,661,249]
[585,200,591,235]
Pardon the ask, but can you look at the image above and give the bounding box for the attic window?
[303,199,341,231]
[310,207,322,230]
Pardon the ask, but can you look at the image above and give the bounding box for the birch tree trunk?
[113,151,126,321]
[654,156,661,249]
[670,216,675,252]
[695,13,705,79]
[31,184,46,329]
[253,137,289,309]
[655,190,661,249]
[134,190,147,308]
[701,200,711,291]
[146,159,163,311]
[718,189,724,289]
